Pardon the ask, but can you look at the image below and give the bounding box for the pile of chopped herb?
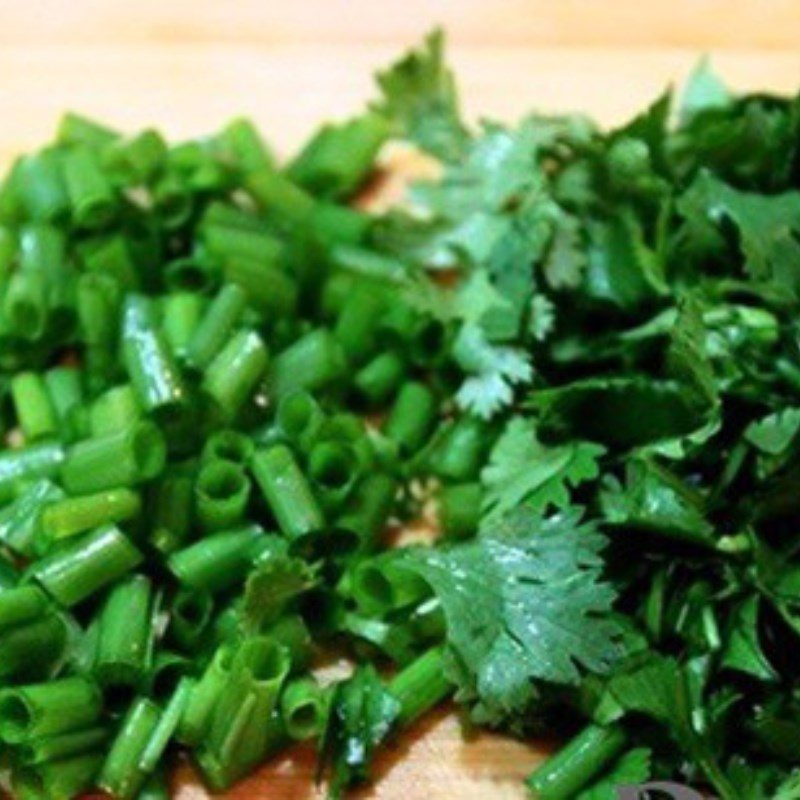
[0,28,797,800]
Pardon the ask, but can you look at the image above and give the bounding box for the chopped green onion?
[13,751,104,800]
[280,677,325,740]
[201,428,254,466]
[307,439,360,511]
[336,473,397,548]
[200,636,291,788]
[147,471,194,554]
[60,420,166,494]
[215,117,274,173]
[88,384,141,437]
[58,112,118,147]
[0,441,64,502]
[98,697,162,799]
[526,724,628,800]
[202,222,283,266]
[0,675,103,743]
[275,389,325,452]
[11,372,58,442]
[388,646,451,727]
[150,651,194,701]
[178,644,234,746]
[28,525,142,607]
[244,169,316,226]
[160,291,206,358]
[384,381,438,455]
[41,488,141,541]
[0,612,68,681]
[353,351,406,407]
[221,256,298,318]
[0,478,64,555]
[138,677,194,773]
[169,589,214,653]
[43,367,84,440]
[93,574,153,689]
[266,328,346,399]
[185,283,248,372]
[78,232,139,289]
[122,294,188,421]
[168,525,266,593]
[263,614,313,673]
[103,128,167,184]
[438,482,482,539]
[288,113,390,198]
[334,285,386,362]
[15,151,69,222]
[0,585,49,631]
[251,445,325,541]
[202,328,269,422]
[152,172,193,230]
[194,459,251,532]
[17,725,109,765]
[3,271,48,341]
[62,146,118,230]
[351,553,430,617]
[134,769,170,800]
[429,416,493,481]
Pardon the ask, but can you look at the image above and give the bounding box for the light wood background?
[1,1,800,165]
[5,2,798,798]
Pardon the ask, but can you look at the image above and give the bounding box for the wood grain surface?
[5,2,799,797]
[0,1,799,164]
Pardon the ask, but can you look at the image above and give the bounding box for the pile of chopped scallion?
[0,27,800,800]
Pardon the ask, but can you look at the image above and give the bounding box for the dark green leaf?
[317,665,401,798]
[404,507,623,721]
[481,416,604,522]
[373,29,468,161]
[530,377,713,451]
[600,457,715,546]
[677,170,800,296]
[719,595,777,681]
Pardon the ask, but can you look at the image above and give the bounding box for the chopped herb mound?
[0,27,800,800]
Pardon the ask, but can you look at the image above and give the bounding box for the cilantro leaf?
[665,296,719,409]
[678,170,800,295]
[606,654,738,799]
[720,596,777,682]
[528,293,556,341]
[679,57,731,124]
[583,210,667,310]
[373,29,468,161]
[481,417,604,522]
[453,326,533,419]
[775,772,800,799]
[412,119,542,219]
[317,665,401,799]
[673,93,800,191]
[412,120,556,306]
[404,507,623,721]
[746,407,800,456]
[451,268,511,326]
[530,377,714,451]
[541,208,586,291]
[599,457,715,547]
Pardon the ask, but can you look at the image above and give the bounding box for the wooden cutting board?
[4,2,800,797]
